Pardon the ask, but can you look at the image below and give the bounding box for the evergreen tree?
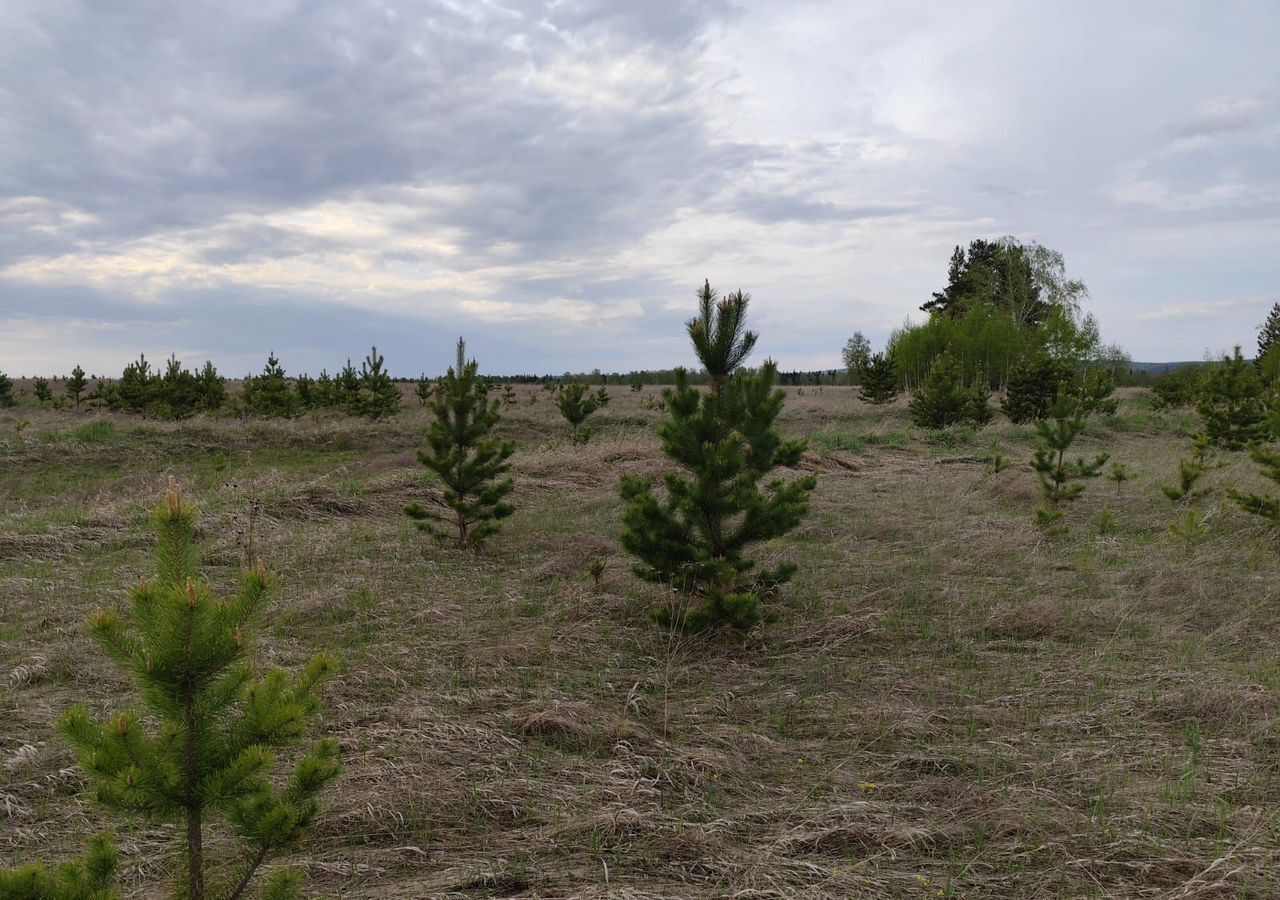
[908,352,993,428]
[1197,346,1267,449]
[0,369,15,407]
[1229,444,1280,524]
[59,483,340,900]
[1001,352,1074,423]
[858,352,898,405]
[357,346,401,419]
[312,371,339,408]
[619,281,817,631]
[336,361,361,413]
[67,364,88,409]
[240,353,301,418]
[1258,301,1280,366]
[414,374,433,406]
[556,382,610,443]
[111,355,155,413]
[1162,432,1213,503]
[0,833,119,900]
[195,361,226,413]
[294,374,315,409]
[1076,367,1119,416]
[405,338,515,549]
[1030,396,1109,531]
[33,377,53,405]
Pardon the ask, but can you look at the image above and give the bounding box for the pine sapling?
[0,833,119,900]
[1162,432,1213,503]
[1106,462,1133,494]
[1030,396,1109,532]
[0,370,15,407]
[405,338,515,549]
[415,375,433,406]
[1197,346,1267,449]
[619,281,817,631]
[858,352,898,405]
[59,483,341,900]
[556,382,610,443]
[1228,444,1280,524]
[357,346,401,419]
[33,377,53,405]
[67,365,88,409]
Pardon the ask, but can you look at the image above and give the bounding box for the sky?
[2,0,1278,377]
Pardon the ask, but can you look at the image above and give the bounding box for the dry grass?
[2,385,1280,898]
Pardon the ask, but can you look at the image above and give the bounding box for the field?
[3,385,1280,899]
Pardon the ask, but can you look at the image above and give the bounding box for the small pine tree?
[240,352,301,418]
[1162,432,1213,503]
[630,375,644,392]
[357,346,401,419]
[415,374,433,406]
[909,352,993,428]
[1106,461,1133,493]
[1229,444,1280,524]
[858,352,898,405]
[1258,301,1280,366]
[556,382,610,443]
[294,374,315,409]
[405,338,515,549]
[1197,346,1267,449]
[1030,396,1109,531]
[619,281,817,631]
[1076,368,1119,416]
[59,483,340,900]
[67,364,88,409]
[1001,352,1074,423]
[336,361,361,413]
[33,377,53,405]
[0,370,15,407]
[0,833,119,899]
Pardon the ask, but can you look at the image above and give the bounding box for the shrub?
[1001,352,1074,423]
[908,352,993,428]
[0,833,119,899]
[405,338,515,548]
[1150,367,1201,410]
[619,281,816,631]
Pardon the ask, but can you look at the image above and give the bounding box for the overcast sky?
[2,1,1278,376]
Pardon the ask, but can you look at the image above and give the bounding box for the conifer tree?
[1030,395,1109,531]
[556,382,610,443]
[357,346,401,419]
[240,353,301,418]
[1162,432,1213,503]
[619,281,817,631]
[908,352,993,428]
[405,338,515,549]
[336,361,361,413]
[1258,301,1280,366]
[67,364,88,409]
[1197,346,1267,449]
[0,833,119,900]
[415,374,433,406]
[33,377,53,405]
[858,352,898,405]
[0,369,15,407]
[58,483,340,900]
[294,374,315,409]
[1229,444,1280,524]
[1001,352,1074,423]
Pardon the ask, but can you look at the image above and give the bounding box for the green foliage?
[98,355,226,418]
[1106,461,1133,493]
[1258,301,1280,367]
[921,238,1047,325]
[356,346,401,419]
[556,382,610,444]
[588,557,606,589]
[1150,367,1202,410]
[1001,352,1074,423]
[405,338,515,549]
[889,303,1031,390]
[1229,443,1280,524]
[908,352,993,429]
[857,352,898,405]
[0,833,119,900]
[0,369,14,407]
[59,484,339,900]
[1162,433,1213,503]
[619,283,816,631]
[1196,347,1267,450]
[842,332,871,384]
[1077,368,1119,416]
[240,352,301,418]
[33,377,53,405]
[630,375,644,392]
[1030,396,1109,531]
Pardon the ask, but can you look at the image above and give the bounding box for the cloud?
[2,0,1279,372]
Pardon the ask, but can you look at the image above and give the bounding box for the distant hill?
[1128,361,1210,376]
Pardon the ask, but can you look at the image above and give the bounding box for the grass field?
[3,385,1280,898]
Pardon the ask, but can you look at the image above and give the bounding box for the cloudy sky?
[2,1,1278,376]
